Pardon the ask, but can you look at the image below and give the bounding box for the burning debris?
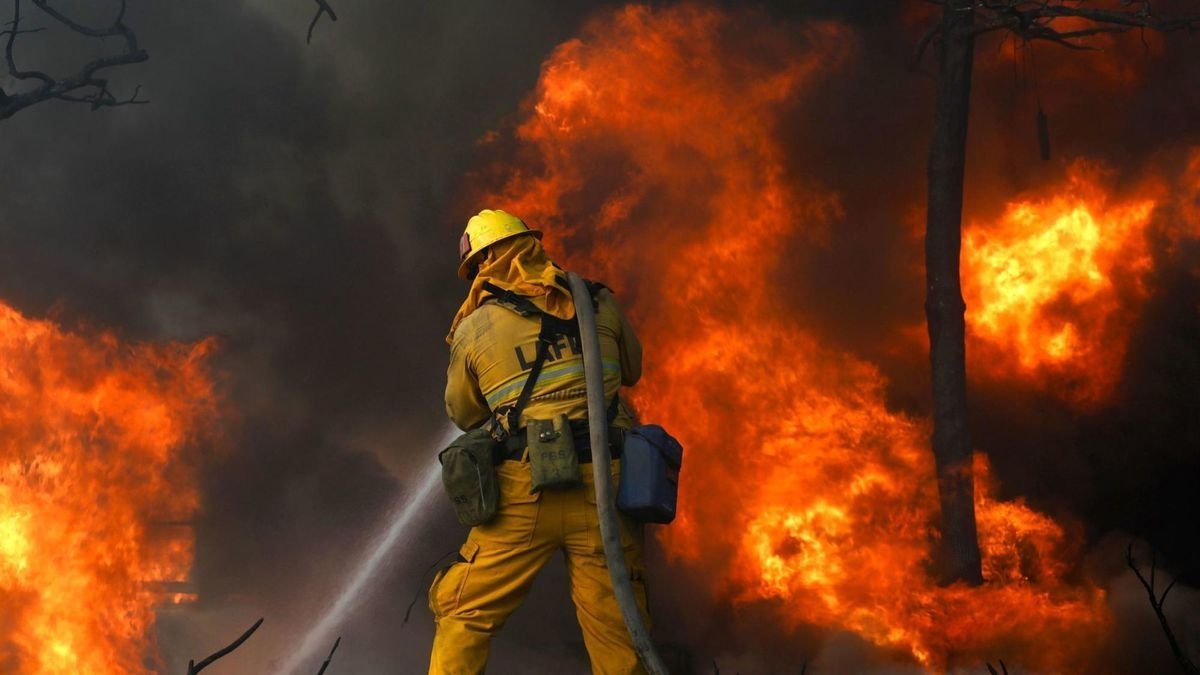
[0,302,218,674]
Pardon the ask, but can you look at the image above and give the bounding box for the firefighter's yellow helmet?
[457,209,542,280]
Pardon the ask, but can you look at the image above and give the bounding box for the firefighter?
[429,209,649,675]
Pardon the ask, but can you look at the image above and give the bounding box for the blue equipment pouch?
[616,424,683,524]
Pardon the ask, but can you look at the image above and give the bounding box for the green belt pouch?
[439,426,501,527]
[526,414,581,492]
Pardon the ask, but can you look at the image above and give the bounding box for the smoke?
[2,0,1198,672]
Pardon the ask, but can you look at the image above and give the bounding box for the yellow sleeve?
[444,332,491,431]
[609,291,643,386]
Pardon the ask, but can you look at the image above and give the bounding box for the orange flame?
[473,4,1109,670]
[963,161,1161,403]
[0,302,219,674]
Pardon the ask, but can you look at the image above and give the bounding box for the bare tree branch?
[962,0,1200,50]
[1126,543,1199,675]
[3,0,52,87]
[315,637,341,675]
[186,617,265,675]
[0,0,148,121]
[306,0,337,45]
[911,21,945,70]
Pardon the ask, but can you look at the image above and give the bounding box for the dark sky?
[1,1,1198,673]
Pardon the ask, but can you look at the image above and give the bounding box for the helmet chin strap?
[466,250,489,281]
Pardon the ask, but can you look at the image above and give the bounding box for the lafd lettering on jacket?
[513,333,581,371]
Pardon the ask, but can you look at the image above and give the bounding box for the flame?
[472,4,1109,670]
[962,162,1161,403]
[0,302,218,674]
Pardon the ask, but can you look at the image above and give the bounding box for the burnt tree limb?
[1127,543,1199,675]
[182,619,342,674]
[316,637,342,675]
[306,0,337,45]
[968,1,1200,45]
[0,0,148,121]
[186,618,264,675]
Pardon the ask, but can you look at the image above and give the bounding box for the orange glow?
[473,4,1108,670]
[0,303,218,674]
[963,162,1159,402]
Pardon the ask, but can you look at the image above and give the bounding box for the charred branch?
[1126,543,1199,675]
[919,1,1200,51]
[911,22,945,70]
[306,0,337,45]
[912,2,1200,72]
[186,617,264,675]
[315,637,341,675]
[0,0,147,121]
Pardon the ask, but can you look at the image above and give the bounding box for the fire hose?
[566,271,669,675]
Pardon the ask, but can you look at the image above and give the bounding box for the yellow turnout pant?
[428,459,650,675]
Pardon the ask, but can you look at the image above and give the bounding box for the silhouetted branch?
[404,549,458,623]
[0,0,147,121]
[913,0,1200,69]
[186,618,264,675]
[969,1,1200,47]
[986,660,1009,675]
[306,0,337,44]
[911,21,945,70]
[1127,543,1199,675]
[315,637,341,675]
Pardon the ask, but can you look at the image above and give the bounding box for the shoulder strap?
[481,281,543,317]
[490,276,617,431]
[505,334,550,432]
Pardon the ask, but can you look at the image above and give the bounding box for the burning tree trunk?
[917,0,1200,586]
[924,0,983,585]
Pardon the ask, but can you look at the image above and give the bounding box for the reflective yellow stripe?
[485,357,620,409]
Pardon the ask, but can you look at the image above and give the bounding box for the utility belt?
[498,422,626,464]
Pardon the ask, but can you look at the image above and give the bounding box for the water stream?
[278,427,453,674]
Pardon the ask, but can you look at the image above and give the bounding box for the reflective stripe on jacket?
[445,288,641,431]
